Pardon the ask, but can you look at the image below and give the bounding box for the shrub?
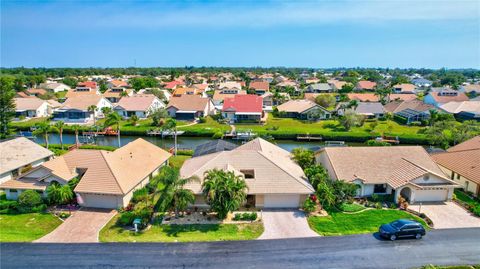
[409,121,422,126]
[117,211,136,226]
[0,200,19,213]
[31,204,47,213]
[233,212,257,221]
[132,188,149,203]
[371,194,379,202]
[212,131,223,139]
[303,197,317,213]
[375,202,382,209]
[0,192,6,200]
[473,206,480,217]
[365,140,391,147]
[59,212,71,219]
[389,203,397,209]
[198,117,207,123]
[18,190,43,208]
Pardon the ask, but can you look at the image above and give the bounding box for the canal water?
[32,133,363,152]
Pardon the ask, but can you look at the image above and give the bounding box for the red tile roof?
[164,80,184,89]
[77,81,97,89]
[356,80,377,90]
[223,95,263,113]
[249,81,270,91]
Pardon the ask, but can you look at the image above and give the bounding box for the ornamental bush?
[18,190,43,208]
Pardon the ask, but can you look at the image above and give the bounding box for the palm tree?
[348,100,359,110]
[429,109,439,126]
[71,124,81,147]
[47,182,74,205]
[87,105,97,126]
[105,112,122,147]
[162,118,177,155]
[54,121,65,150]
[202,169,248,219]
[316,181,336,210]
[33,121,58,149]
[130,115,139,126]
[101,107,112,117]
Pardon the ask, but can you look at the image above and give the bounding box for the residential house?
[222,94,263,123]
[0,139,171,208]
[107,80,129,89]
[261,92,274,108]
[338,102,385,118]
[181,138,314,208]
[53,95,113,123]
[387,94,418,102]
[172,87,207,97]
[384,99,436,124]
[192,83,210,92]
[166,95,215,120]
[14,97,53,119]
[103,88,134,103]
[305,77,320,84]
[347,93,379,102]
[424,90,469,107]
[212,89,247,107]
[315,146,458,203]
[25,88,47,97]
[218,81,242,92]
[431,136,480,197]
[39,82,71,93]
[439,101,480,116]
[249,81,270,95]
[328,80,348,91]
[65,82,100,98]
[114,95,165,119]
[276,99,331,120]
[355,80,377,91]
[460,84,480,95]
[192,140,238,157]
[393,84,417,94]
[0,137,54,184]
[306,83,333,93]
[163,80,185,90]
[411,78,433,88]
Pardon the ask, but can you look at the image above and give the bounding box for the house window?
[240,170,255,179]
[9,189,17,193]
[457,174,461,180]
[423,175,430,181]
[373,184,387,194]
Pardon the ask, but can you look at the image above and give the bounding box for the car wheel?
[390,234,397,241]
[415,234,422,239]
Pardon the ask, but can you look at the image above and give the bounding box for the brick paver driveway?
[36,208,116,243]
[410,202,480,229]
[258,209,319,240]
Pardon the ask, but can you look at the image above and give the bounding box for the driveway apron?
[258,209,319,239]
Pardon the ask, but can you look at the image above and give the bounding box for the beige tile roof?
[103,89,133,98]
[447,136,480,152]
[432,148,480,185]
[393,83,416,93]
[219,82,242,90]
[0,137,53,175]
[0,178,48,191]
[41,156,77,180]
[429,92,469,103]
[440,101,480,114]
[60,95,104,111]
[318,146,448,186]
[181,138,314,194]
[65,89,98,98]
[277,100,318,113]
[384,99,435,113]
[14,97,47,111]
[212,90,247,102]
[115,95,160,111]
[167,95,210,112]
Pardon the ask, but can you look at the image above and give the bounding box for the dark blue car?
[379,219,426,241]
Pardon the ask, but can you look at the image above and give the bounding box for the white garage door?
[264,194,300,208]
[80,194,120,209]
[415,189,447,202]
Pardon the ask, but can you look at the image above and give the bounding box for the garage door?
[264,194,300,208]
[415,189,447,202]
[79,194,120,209]
[175,112,196,120]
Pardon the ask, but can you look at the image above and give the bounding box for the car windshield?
[390,221,404,229]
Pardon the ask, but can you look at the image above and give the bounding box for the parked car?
[378,219,426,240]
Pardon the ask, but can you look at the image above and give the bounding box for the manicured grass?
[338,203,365,213]
[180,117,230,136]
[169,155,191,169]
[0,213,62,242]
[308,209,427,236]
[454,190,480,208]
[99,214,264,242]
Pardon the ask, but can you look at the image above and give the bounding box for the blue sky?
[1,0,479,68]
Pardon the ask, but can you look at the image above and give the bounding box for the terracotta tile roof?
[103,89,133,98]
[15,92,32,98]
[440,101,480,114]
[14,97,47,110]
[393,84,416,93]
[181,138,314,194]
[192,84,208,90]
[384,99,435,113]
[0,178,48,191]
[167,95,210,112]
[388,94,417,102]
[277,100,318,113]
[164,80,184,89]
[432,149,480,185]
[115,95,160,111]
[173,87,203,96]
[65,89,98,98]
[0,137,53,175]
[429,92,469,103]
[223,95,263,113]
[304,93,320,102]
[109,80,129,87]
[26,88,47,95]
[249,81,270,91]
[60,95,105,111]
[347,93,379,102]
[446,136,480,152]
[212,90,247,102]
[356,80,377,90]
[77,81,97,89]
[462,84,480,93]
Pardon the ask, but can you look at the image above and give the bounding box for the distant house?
[163,80,184,90]
[315,146,458,203]
[387,94,418,102]
[192,83,210,92]
[0,137,54,184]
[222,95,263,123]
[212,88,247,106]
[114,95,165,119]
[411,78,433,88]
[328,80,348,91]
[65,81,100,98]
[347,93,379,102]
[53,95,113,123]
[393,84,417,94]
[14,97,53,119]
[261,92,274,108]
[277,99,331,120]
[172,87,207,97]
[39,82,71,93]
[305,77,320,84]
[181,138,314,208]
[0,139,171,208]
[355,81,377,91]
[424,90,469,107]
[249,81,270,95]
[338,102,385,118]
[166,95,215,120]
[25,88,47,97]
[107,80,129,89]
[439,101,480,117]
[459,84,480,95]
[218,81,242,92]
[384,99,436,124]
[306,83,333,93]
[431,136,480,197]
[192,140,237,157]
[103,88,134,103]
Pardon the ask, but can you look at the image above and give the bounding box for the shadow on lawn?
[162,224,221,238]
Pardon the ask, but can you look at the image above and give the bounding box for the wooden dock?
[297,135,323,141]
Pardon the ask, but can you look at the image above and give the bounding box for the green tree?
[339,111,364,131]
[129,115,139,126]
[391,75,410,85]
[150,108,169,127]
[54,121,65,150]
[62,77,78,88]
[338,83,354,94]
[316,181,336,210]
[0,76,16,139]
[304,165,329,189]
[202,169,248,219]
[47,182,74,205]
[18,190,43,208]
[104,112,122,147]
[87,105,97,126]
[315,94,336,108]
[101,106,113,117]
[71,124,81,147]
[291,148,315,170]
[374,86,392,105]
[33,121,58,149]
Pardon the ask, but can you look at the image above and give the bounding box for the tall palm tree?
[130,115,139,126]
[348,100,359,110]
[87,105,97,126]
[101,107,112,117]
[105,112,122,147]
[162,118,178,155]
[47,182,74,205]
[33,121,57,149]
[71,124,81,147]
[54,121,65,150]
[202,169,248,219]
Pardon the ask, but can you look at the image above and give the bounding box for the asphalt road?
[1,228,479,269]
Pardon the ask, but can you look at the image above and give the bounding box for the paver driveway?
[36,208,116,243]
[258,209,319,239]
[410,202,480,229]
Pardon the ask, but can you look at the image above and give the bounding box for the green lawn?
[338,203,365,213]
[169,155,191,169]
[454,190,480,208]
[180,117,230,136]
[99,214,264,242]
[308,209,427,236]
[0,213,62,242]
